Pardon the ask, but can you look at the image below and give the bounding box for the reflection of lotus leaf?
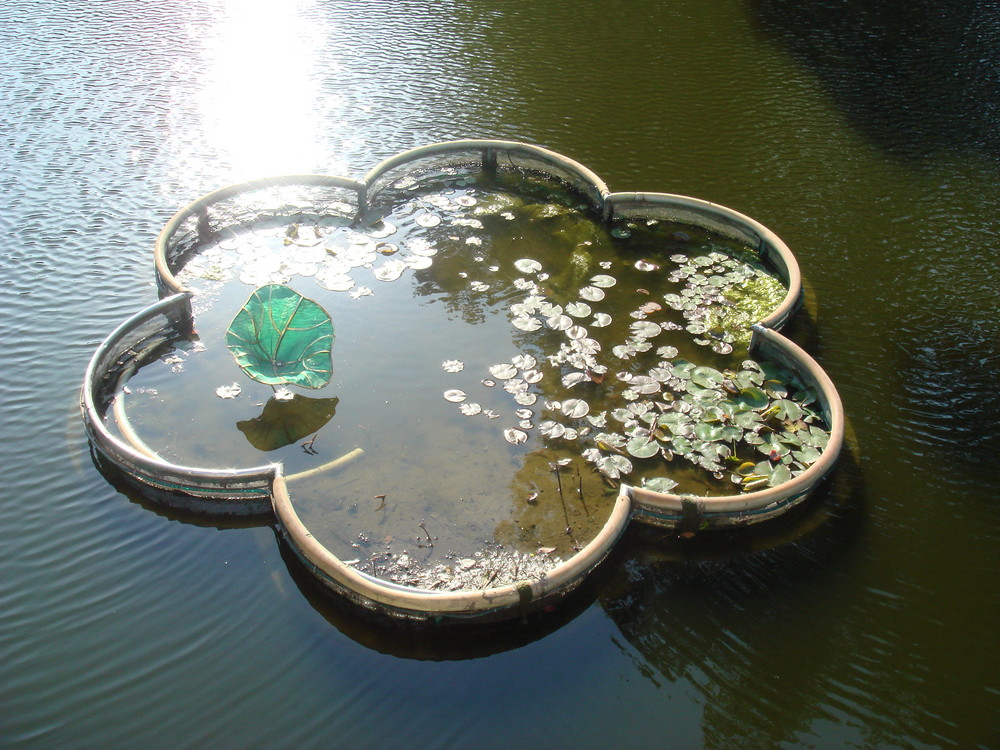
[226,284,334,389]
[237,395,339,451]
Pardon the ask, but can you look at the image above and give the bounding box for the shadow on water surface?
[276,524,626,661]
[599,452,870,747]
[91,451,274,530]
[97,432,865,663]
[746,0,1000,162]
[889,315,1000,482]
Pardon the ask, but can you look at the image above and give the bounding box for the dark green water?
[2,1,997,748]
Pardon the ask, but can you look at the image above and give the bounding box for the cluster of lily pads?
[436,249,828,495]
[176,180,829,496]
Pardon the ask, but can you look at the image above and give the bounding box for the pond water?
[124,172,806,579]
[2,0,998,748]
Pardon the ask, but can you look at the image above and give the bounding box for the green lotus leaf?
[776,430,803,448]
[772,399,803,421]
[763,379,788,398]
[671,359,696,379]
[596,454,633,479]
[672,436,693,455]
[694,422,724,442]
[797,387,819,405]
[687,386,724,406]
[759,361,794,384]
[611,408,633,423]
[733,410,762,429]
[735,369,764,388]
[718,425,743,442]
[802,424,830,449]
[792,446,822,465]
[226,284,334,389]
[758,433,791,458]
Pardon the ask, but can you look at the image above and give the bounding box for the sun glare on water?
[194,0,337,179]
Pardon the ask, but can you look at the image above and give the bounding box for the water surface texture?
[1,1,998,748]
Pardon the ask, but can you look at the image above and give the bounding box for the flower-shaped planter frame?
[82,140,843,624]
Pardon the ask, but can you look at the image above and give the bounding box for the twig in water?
[374,494,386,511]
[576,464,590,517]
[550,462,572,537]
[301,433,319,455]
[418,520,434,548]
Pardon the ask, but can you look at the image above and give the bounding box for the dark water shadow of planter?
[91,449,274,529]
[596,449,868,746]
[274,523,634,660]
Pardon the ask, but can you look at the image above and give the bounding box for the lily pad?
[561,399,590,418]
[641,476,679,493]
[626,435,661,459]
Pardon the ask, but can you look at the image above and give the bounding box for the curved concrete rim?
[605,191,802,332]
[155,174,366,297]
[272,475,632,618]
[626,325,844,520]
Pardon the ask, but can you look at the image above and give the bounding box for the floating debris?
[215,383,242,399]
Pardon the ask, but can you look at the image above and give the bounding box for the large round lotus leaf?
[718,424,743,442]
[732,409,763,429]
[694,422,724,442]
[226,284,334,389]
[768,463,791,487]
